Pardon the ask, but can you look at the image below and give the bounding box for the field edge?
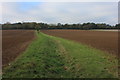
[2,31,118,78]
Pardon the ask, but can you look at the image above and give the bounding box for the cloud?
[0,0,119,2]
[2,2,118,25]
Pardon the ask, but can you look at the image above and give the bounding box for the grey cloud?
[2,2,118,25]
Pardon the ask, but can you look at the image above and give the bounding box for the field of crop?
[2,30,35,67]
[2,30,118,78]
[41,30,118,55]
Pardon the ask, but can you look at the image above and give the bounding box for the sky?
[1,2,118,25]
[0,0,119,2]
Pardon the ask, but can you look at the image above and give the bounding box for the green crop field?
[3,31,118,78]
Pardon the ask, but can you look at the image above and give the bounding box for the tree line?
[2,22,119,30]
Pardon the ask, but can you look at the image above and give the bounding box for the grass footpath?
[3,31,118,78]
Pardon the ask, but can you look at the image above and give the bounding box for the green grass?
[3,31,118,78]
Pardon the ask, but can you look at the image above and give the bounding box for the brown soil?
[41,30,118,55]
[2,30,35,67]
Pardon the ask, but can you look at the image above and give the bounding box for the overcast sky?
[1,2,118,25]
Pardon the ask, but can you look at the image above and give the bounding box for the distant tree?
[1,22,118,30]
[57,23,62,27]
[115,24,120,29]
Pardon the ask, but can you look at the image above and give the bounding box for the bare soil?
[41,30,118,55]
[2,30,35,67]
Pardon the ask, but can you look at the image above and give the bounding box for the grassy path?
[3,32,118,78]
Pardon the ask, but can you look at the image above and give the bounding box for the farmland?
[41,30,118,55]
[2,30,118,78]
[2,1,119,79]
[2,30,35,67]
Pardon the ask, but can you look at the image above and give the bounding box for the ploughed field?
[3,30,118,78]
[2,30,35,67]
[41,30,118,55]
